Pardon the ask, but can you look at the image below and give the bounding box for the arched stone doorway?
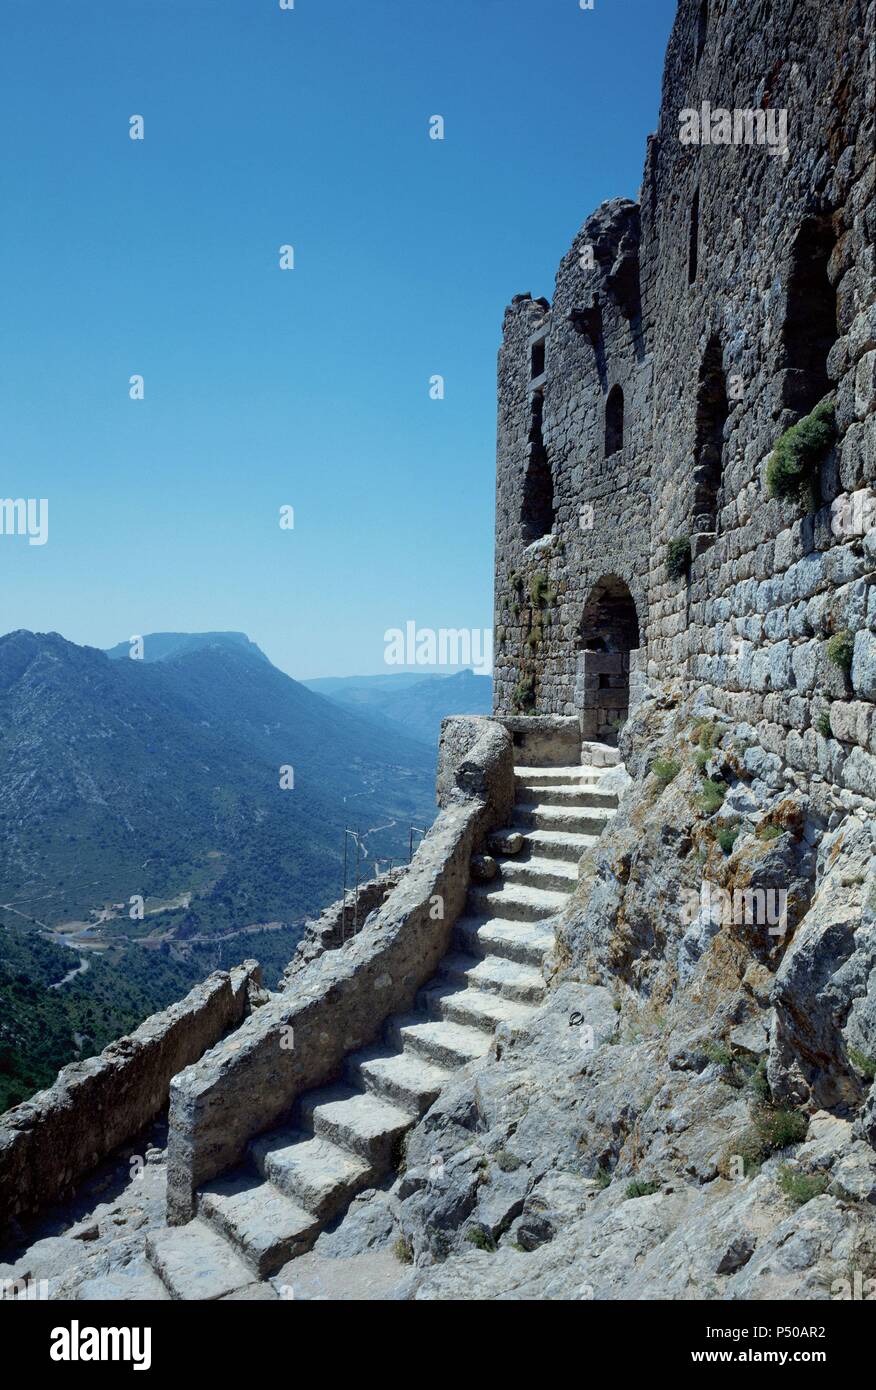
[575,576,641,745]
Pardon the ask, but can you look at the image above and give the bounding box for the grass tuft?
[699,778,726,815]
[849,1047,876,1083]
[393,1235,414,1265]
[652,757,680,789]
[778,1165,829,1207]
[624,1179,660,1200]
[465,1226,497,1253]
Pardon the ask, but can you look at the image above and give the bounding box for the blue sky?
[0,0,676,679]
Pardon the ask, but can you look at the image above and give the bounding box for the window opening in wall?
[688,188,700,285]
[692,335,729,536]
[521,389,554,543]
[696,0,708,63]
[781,215,838,416]
[530,338,545,380]
[605,384,624,458]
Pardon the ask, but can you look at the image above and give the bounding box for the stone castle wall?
[493,0,875,810]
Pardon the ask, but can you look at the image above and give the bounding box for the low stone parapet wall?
[493,714,581,768]
[0,962,261,1240]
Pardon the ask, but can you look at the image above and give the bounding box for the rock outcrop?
[385,696,876,1299]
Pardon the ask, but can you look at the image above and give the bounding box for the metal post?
[342,828,348,942]
[354,828,361,933]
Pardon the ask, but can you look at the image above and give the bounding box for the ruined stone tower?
[493,0,875,810]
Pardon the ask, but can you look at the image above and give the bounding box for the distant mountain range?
[303,669,493,745]
[105,631,270,665]
[0,630,492,1110]
[0,630,436,935]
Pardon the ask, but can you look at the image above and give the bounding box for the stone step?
[297,1084,412,1169]
[146,1219,259,1301]
[517,784,618,810]
[249,1128,375,1221]
[498,855,578,892]
[344,1045,451,1116]
[385,1013,492,1069]
[515,827,597,863]
[76,1258,172,1302]
[197,1171,321,1278]
[513,802,615,835]
[418,981,536,1036]
[580,742,622,767]
[514,765,602,786]
[467,881,568,923]
[454,914,555,967]
[437,950,545,1004]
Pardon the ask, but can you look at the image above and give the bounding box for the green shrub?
[652,757,680,789]
[624,1179,660,1200]
[694,748,711,772]
[393,1235,413,1264]
[494,1149,524,1173]
[465,1226,497,1253]
[755,1106,808,1151]
[756,822,783,842]
[699,778,726,814]
[778,1165,829,1207]
[703,1039,735,1071]
[849,1047,876,1083]
[529,573,556,609]
[749,1057,771,1105]
[693,720,722,750]
[827,630,854,676]
[815,709,832,738]
[666,537,691,579]
[724,1105,808,1177]
[766,398,836,509]
[512,673,536,712]
[595,1165,612,1190]
[717,824,740,854]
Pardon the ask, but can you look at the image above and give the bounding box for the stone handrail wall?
[0,961,261,1240]
[166,715,514,1223]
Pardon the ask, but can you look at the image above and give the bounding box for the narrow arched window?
[781,216,838,416]
[521,389,554,542]
[692,335,729,535]
[696,0,708,63]
[605,385,624,458]
[688,188,700,285]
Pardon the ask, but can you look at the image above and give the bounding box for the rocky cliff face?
[388,695,876,1299]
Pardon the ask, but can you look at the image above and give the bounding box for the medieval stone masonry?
[493,0,875,820]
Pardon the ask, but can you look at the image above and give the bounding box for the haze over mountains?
[303,669,493,745]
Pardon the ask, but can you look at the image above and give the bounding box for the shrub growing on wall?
[766,398,836,510]
[666,537,691,579]
[529,572,556,609]
[826,629,854,676]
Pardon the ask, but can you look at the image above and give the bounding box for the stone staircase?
[146,754,621,1298]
